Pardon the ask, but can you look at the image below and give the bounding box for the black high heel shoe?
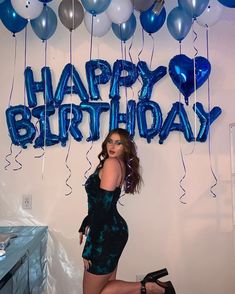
[156,280,176,294]
[140,268,168,293]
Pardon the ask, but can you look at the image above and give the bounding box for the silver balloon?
[131,0,156,12]
[59,0,84,31]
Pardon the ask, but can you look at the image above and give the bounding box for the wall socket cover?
[22,194,32,209]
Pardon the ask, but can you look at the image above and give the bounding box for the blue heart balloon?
[169,54,211,105]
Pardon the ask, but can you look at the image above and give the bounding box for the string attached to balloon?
[178,42,187,204]
[65,29,75,196]
[4,36,17,170]
[205,26,217,197]
[83,13,94,184]
[149,34,155,70]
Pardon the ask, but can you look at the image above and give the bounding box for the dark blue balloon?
[31,5,57,41]
[6,105,36,148]
[140,4,166,34]
[0,0,28,34]
[193,102,222,142]
[59,104,83,146]
[217,0,235,7]
[137,61,167,100]
[169,54,211,105]
[137,101,163,143]
[109,60,138,100]
[112,13,137,42]
[159,102,194,144]
[39,0,53,2]
[85,59,112,100]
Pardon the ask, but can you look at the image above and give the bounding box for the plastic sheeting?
[0,226,47,294]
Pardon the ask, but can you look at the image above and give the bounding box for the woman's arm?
[100,157,121,191]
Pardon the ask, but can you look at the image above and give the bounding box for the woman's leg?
[83,269,165,294]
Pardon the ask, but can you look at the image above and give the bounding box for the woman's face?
[106,133,125,159]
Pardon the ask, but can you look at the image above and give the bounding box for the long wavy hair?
[97,128,142,194]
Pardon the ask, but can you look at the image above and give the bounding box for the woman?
[79,128,175,294]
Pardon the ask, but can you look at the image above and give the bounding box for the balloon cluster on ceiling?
[0,0,234,42]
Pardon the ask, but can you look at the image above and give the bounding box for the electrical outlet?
[22,194,32,209]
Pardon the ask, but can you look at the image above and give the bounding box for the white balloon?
[84,11,112,37]
[106,0,133,24]
[11,0,43,20]
[197,0,223,27]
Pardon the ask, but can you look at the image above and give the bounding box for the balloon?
[169,54,211,105]
[159,102,194,144]
[112,13,137,42]
[58,0,84,31]
[6,105,36,148]
[137,61,167,100]
[107,0,133,24]
[54,63,89,107]
[178,0,209,18]
[193,102,222,142]
[109,59,138,99]
[59,104,83,146]
[80,102,110,141]
[109,100,136,137]
[11,0,43,20]
[137,101,163,143]
[32,105,60,148]
[217,0,235,8]
[25,66,54,108]
[31,5,57,41]
[167,6,192,42]
[0,0,6,3]
[131,0,155,12]
[39,0,53,3]
[84,11,112,37]
[85,59,112,100]
[81,0,111,15]
[0,0,28,34]
[140,4,166,34]
[197,1,223,27]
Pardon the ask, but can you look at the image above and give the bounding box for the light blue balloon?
[112,13,137,42]
[217,0,235,7]
[31,5,57,41]
[81,0,111,15]
[0,0,28,34]
[167,6,192,42]
[178,0,209,18]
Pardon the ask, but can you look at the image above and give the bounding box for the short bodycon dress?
[79,168,128,275]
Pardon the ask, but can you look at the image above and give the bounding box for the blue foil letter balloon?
[54,63,89,107]
[25,66,54,108]
[80,102,110,141]
[32,105,59,148]
[137,61,167,100]
[137,101,162,143]
[193,102,222,142]
[85,59,112,100]
[109,100,136,137]
[159,102,194,144]
[6,105,36,148]
[169,54,211,105]
[59,104,83,146]
[110,60,138,100]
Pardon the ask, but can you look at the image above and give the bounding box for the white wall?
[0,1,235,293]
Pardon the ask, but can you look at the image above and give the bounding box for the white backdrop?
[0,1,235,293]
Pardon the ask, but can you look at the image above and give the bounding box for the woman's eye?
[116,141,122,145]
